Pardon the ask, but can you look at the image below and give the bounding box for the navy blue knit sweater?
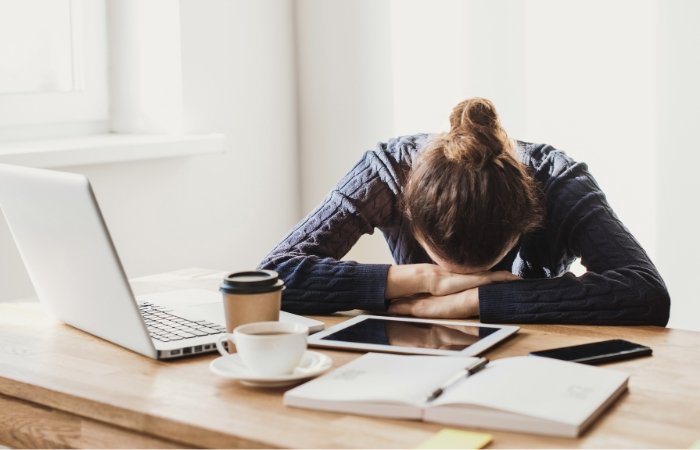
[260,134,670,325]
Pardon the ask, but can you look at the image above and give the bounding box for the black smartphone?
[529,339,652,365]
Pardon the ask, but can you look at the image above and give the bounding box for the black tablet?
[307,315,519,356]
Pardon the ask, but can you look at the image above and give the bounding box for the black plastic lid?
[219,270,284,294]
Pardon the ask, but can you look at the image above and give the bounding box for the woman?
[259,98,669,325]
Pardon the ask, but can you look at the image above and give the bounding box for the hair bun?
[442,97,510,164]
[449,97,499,134]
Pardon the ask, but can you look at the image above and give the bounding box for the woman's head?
[403,98,542,272]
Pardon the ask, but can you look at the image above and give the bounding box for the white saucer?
[209,350,333,387]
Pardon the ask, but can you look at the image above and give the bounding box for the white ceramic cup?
[216,321,308,376]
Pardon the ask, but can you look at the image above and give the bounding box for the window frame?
[0,0,109,132]
[0,0,225,168]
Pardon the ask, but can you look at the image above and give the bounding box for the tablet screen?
[319,318,500,351]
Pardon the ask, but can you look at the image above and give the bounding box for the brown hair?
[403,98,542,267]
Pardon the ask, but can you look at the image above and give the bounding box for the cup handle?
[215,334,233,356]
[293,352,320,374]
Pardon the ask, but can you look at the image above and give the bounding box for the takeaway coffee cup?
[215,321,308,376]
[219,270,284,352]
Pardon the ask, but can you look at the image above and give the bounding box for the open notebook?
[284,353,629,437]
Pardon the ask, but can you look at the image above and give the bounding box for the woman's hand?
[385,264,519,299]
[385,264,520,319]
[388,288,480,319]
[427,266,519,296]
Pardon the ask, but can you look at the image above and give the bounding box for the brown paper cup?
[219,270,284,352]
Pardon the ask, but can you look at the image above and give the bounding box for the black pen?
[426,357,489,402]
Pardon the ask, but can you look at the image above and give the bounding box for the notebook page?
[431,356,629,425]
[286,353,478,406]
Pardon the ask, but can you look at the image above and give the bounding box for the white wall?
[0,0,300,301]
[520,0,658,260]
[295,0,396,263]
[656,0,700,331]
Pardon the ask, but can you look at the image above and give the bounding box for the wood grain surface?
[1,270,698,448]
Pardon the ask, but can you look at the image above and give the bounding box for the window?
[0,0,223,167]
[0,0,109,139]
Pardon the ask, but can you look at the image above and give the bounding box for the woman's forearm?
[386,264,519,300]
[385,264,433,299]
[388,288,480,318]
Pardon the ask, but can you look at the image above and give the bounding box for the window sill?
[0,133,225,168]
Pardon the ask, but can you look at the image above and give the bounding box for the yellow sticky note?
[417,428,492,449]
[690,439,700,449]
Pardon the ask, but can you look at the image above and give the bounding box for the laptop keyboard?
[139,302,226,342]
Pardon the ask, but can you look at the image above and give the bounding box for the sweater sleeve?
[259,150,401,314]
[479,160,670,326]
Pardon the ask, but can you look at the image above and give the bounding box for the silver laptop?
[0,164,323,359]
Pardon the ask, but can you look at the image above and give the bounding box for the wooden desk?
[1,270,699,448]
